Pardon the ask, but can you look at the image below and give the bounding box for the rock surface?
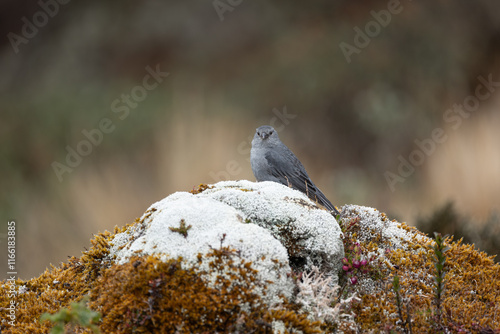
[109,180,345,304]
[201,180,344,276]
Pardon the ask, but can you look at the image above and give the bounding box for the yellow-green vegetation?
[40,296,100,334]
[168,219,192,238]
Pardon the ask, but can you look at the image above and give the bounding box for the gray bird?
[251,125,340,216]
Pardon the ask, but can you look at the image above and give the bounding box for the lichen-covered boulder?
[197,180,344,278]
[110,193,294,306]
[109,180,345,304]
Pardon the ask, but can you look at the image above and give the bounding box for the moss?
[333,206,499,332]
[189,183,213,194]
[89,247,321,333]
[237,188,254,192]
[274,219,305,259]
[191,183,254,194]
[168,219,192,238]
[40,296,101,333]
[0,229,117,334]
[441,239,499,329]
[345,221,500,332]
[0,227,321,334]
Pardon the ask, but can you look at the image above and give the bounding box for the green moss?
[40,296,101,334]
[168,219,192,238]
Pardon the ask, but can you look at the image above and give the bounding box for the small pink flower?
[342,265,350,272]
[350,276,358,285]
[360,259,368,266]
[353,260,361,268]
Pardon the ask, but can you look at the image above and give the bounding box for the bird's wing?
[264,149,337,213]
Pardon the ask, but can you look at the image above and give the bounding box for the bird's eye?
[269,130,273,135]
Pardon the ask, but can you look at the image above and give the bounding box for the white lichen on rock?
[339,204,431,297]
[109,193,293,306]
[200,180,345,279]
[109,180,345,308]
[341,204,424,249]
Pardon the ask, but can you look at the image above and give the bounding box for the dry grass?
[424,111,500,221]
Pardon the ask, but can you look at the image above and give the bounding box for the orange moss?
[441,239,499,330]
[0,228,118,334]
[89,247,321,333]
[189,183,214,194]
[336,206,499,332]
[349,230,500,332]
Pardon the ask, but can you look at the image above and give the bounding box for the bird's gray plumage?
[251,125,340,216]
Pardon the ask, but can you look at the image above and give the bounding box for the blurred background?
[1,0,499,279]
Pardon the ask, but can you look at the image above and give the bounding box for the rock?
[199,180,344,278]
[109,180,345,306]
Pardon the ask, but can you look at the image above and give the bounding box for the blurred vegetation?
[0,0,499,278]
[418,201,500,260]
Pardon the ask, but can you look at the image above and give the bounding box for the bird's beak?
[260,133,269,140]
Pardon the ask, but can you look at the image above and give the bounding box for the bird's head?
[253,125,280,145]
